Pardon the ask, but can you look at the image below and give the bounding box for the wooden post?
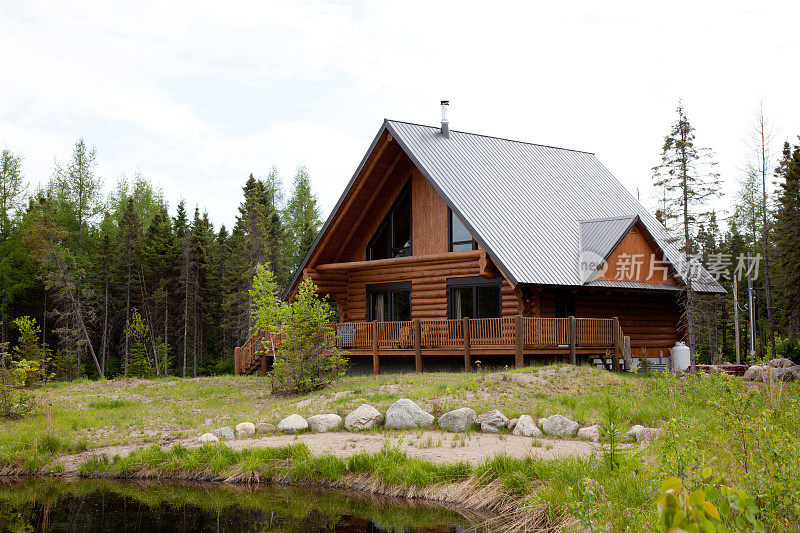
[234,347,241,376]
[514,315,524,368]
[372,320,380,375]
[261,348,268,375]
[612,317,620,371]
[569,316,577,365]
[413,318,422,372]
[462,316,471,371]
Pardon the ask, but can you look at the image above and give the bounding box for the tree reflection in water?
[0,478,480,532]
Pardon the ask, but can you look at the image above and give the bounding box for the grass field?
[1,364,799,531]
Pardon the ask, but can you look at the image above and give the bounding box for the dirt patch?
[57,431,597,474]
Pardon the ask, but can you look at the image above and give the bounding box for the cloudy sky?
[2,0,799,229]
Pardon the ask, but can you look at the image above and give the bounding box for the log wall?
[533,287,681,357]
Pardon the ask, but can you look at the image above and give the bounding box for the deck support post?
[462,317,471,371]
[514,315,524,368]
[569,316,577,365]
[372,320,380,375]
[261,345,268,375]
[413,318,422,372]
[234,347,241,376]
[623,335,632,371]
[612,317,620,371]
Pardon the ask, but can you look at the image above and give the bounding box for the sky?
[2,0,799,230]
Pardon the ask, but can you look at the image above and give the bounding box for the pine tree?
[54,139,103,250]
[652,101,721,366]
[143,206,176,375]
[774,140,800,340]
[284,166,321,275]
[0,149,33,348]
[117,197,142,376]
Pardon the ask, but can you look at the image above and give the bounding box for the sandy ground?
[57,431,598,474]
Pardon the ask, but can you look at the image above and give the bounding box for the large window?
[367,182,412,260]
[448,208,478,252]
[367,282,412,322]
[447,277,501,319]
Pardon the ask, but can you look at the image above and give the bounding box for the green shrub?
[127,309,155,378]
[250,263,346,395]
[12,316,49,386]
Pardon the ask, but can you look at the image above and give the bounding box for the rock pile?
[743,358,800,382]
[196,399,662,446]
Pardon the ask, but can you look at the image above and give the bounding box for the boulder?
[769,358,795,368]
[345,404,383,431]
[307,413,343,433]
[384,399,434,430]
[784,366,800,382]
[537,417,547,429]
[480,410,510,433]
[507,418,519,430]
[277,414,308,433]
[626,425,644,440]
[256,422,276,434]
[542,414,579,438]
[743,365,768,381]
[577,424,600,442]
[635,427,661,442]
[212,426,235,441]
[437,407,476,432]
[235,422,256,439]
[513,415,543,437]
[197,432,219,443]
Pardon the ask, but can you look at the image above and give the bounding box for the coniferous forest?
[2,103,800,380]
[0,139,321,379]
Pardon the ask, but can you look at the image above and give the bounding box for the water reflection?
[0,477,480,532]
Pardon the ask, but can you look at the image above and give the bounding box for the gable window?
[367,182,411,260]
[449,208,478,252]
[447,277,501,319]
[367,282,411,321]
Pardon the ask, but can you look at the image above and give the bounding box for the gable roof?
[580,215,639,263]
[286,119,724,297]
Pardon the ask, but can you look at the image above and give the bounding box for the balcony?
[235,316,629,375]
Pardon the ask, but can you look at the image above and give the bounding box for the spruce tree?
[774,140,800,340]
[284,166,321,275]
[652,101,720,366]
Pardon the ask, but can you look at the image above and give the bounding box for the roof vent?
[440,100,449,138]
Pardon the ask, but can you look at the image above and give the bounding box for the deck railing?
[235,316,629,375]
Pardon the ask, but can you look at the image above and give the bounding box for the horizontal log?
[316,250,485,271]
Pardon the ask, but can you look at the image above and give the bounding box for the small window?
[367,282,412,321]
[447,277,501,319]
[368,182,412,260]
[448,208,477,252]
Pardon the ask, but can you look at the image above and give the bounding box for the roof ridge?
[385,118,596,155]
[579,214,639,224]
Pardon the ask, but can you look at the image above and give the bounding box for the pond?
[0,477,481,532]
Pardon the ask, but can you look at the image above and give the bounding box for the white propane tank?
[670,342,691,371]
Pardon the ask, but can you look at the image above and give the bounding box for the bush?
[250,264,346,395]
[12,316,49,386]
[272,279,346,394]
[127,309,155,378]
[0,343,36,419]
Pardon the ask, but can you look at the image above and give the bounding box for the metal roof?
[285,119,724,297]
[384,119,724,294]
[580,215,639,260]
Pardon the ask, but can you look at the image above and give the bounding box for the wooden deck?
[235,316,629,376]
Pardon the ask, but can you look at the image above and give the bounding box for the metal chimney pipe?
[440,100,449,138]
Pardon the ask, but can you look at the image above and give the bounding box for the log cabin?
[235,103,724,375]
